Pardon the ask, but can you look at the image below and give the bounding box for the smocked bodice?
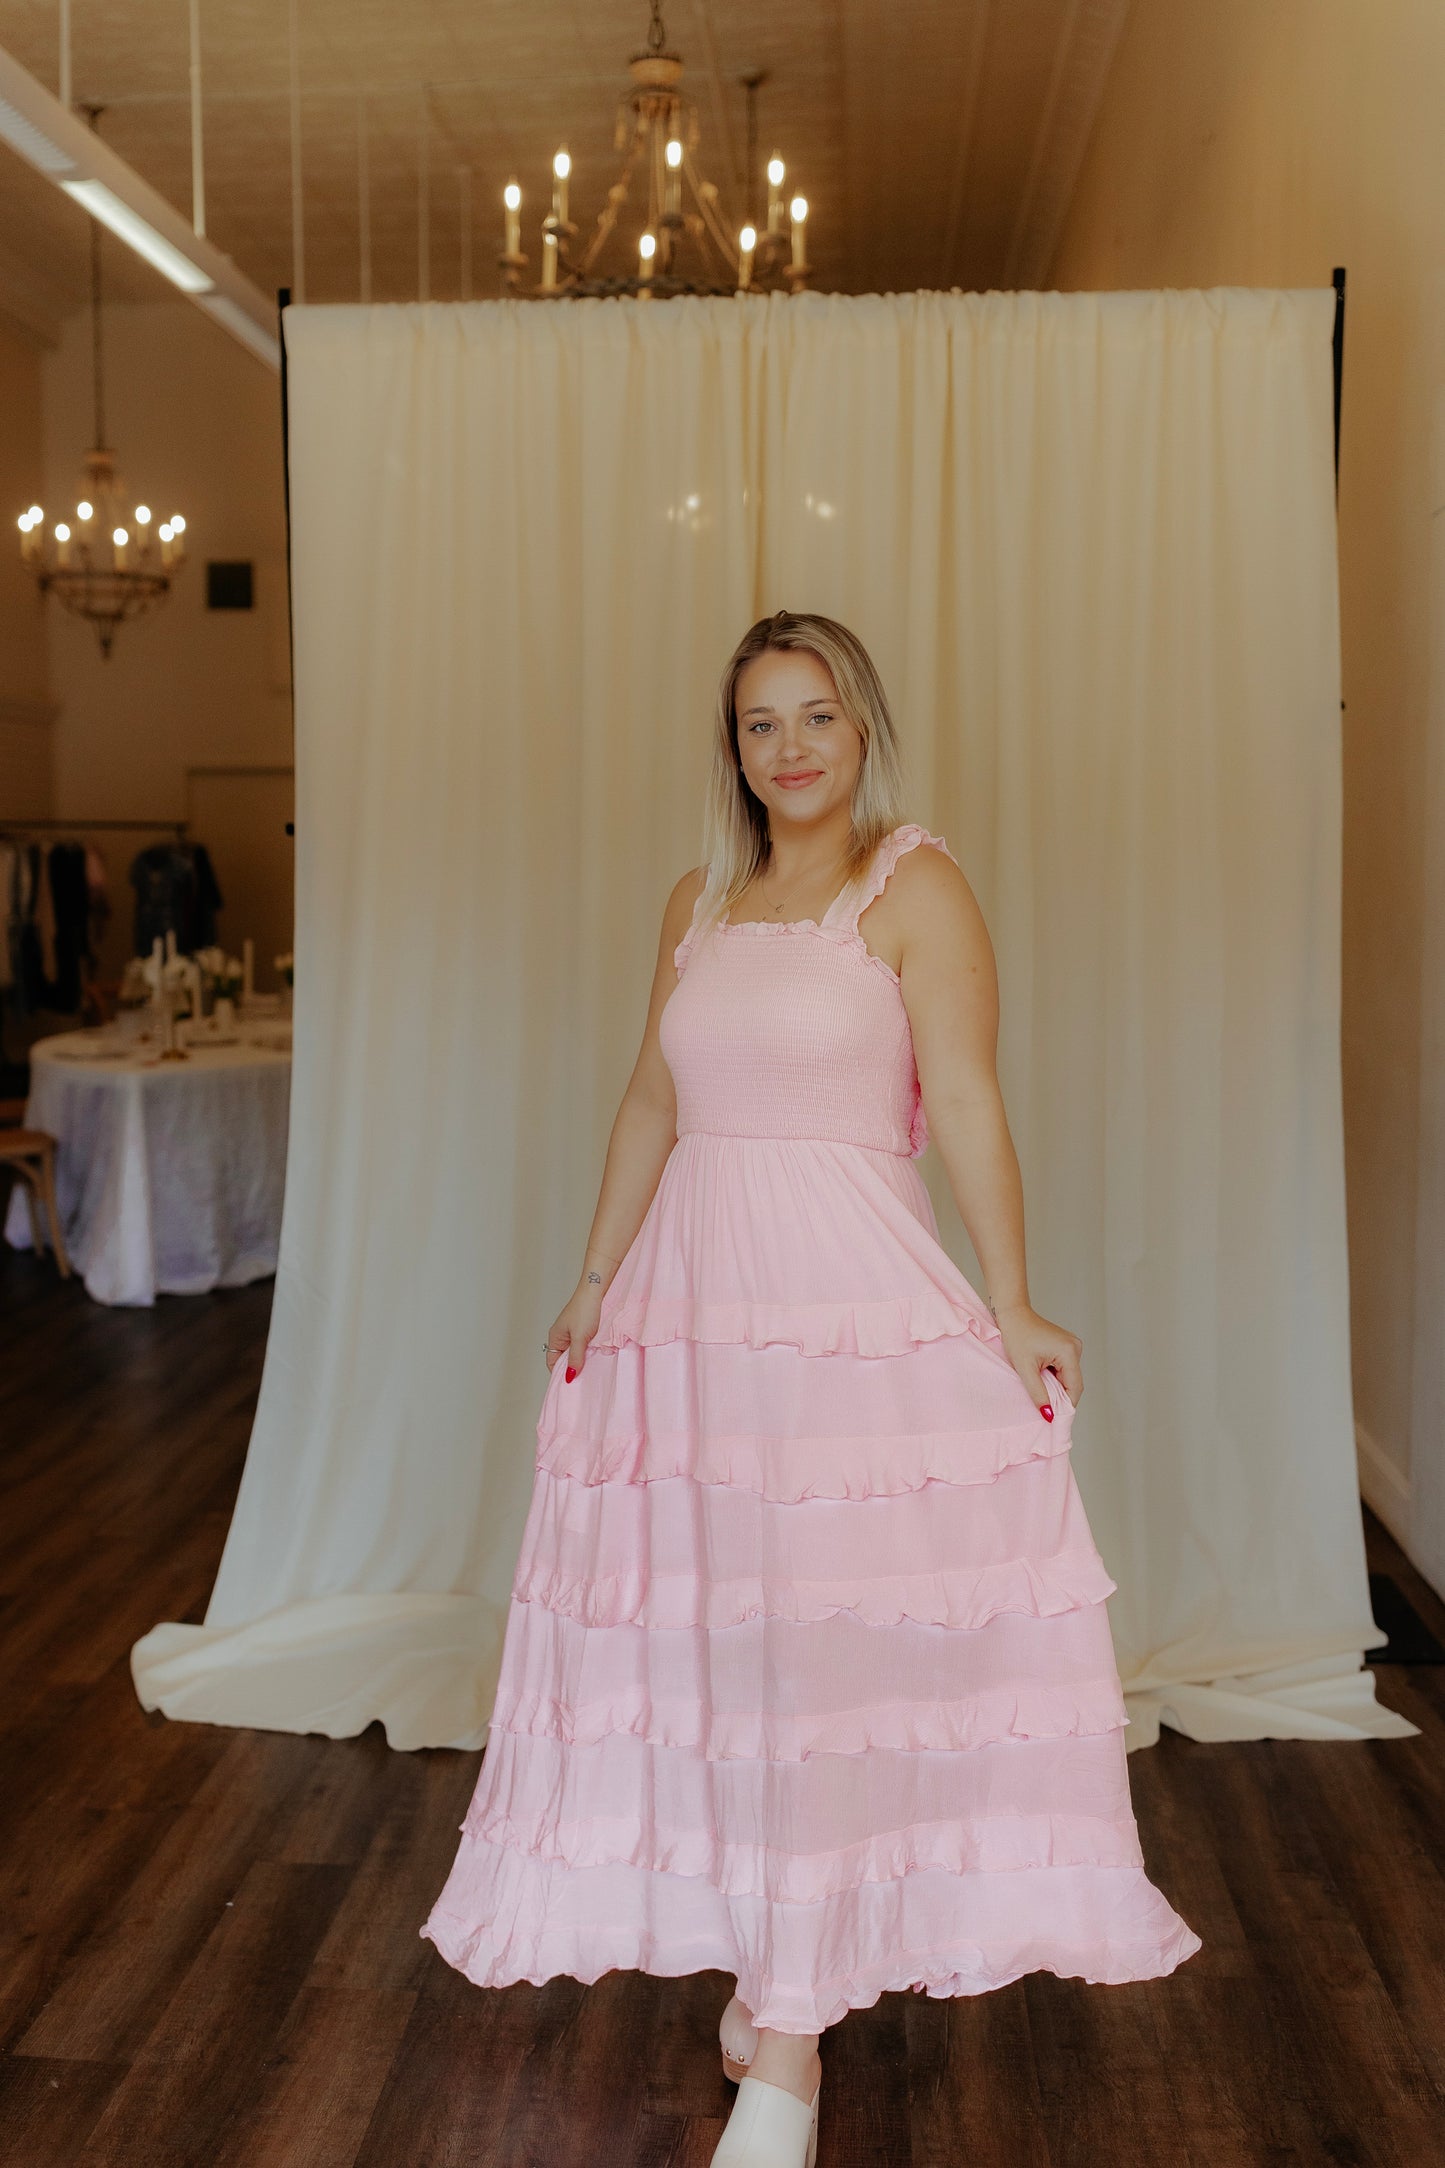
[659,823,953,1159]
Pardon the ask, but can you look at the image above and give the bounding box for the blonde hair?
[695,609,910,931]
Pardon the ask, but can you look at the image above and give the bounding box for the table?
[4,1016,292,1306]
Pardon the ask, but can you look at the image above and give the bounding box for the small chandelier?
[16,108,187,659]
[499,0,812,301]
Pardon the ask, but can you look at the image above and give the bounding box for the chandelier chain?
[84,106,107,450]
[90,217,105,452]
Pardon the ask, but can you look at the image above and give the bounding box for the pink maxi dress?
[421,822,1202,2033]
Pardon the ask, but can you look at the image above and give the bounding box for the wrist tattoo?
[586,1269,602,1286]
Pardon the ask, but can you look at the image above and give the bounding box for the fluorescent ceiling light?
[197,292,280,370]
[0,92,75,175]
[60,177,215,294]
[0,45,275,368]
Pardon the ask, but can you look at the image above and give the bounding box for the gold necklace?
[758,852,848,919]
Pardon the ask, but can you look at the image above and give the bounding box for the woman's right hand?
[544,1274,607,1381]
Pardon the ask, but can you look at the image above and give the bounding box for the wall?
[1048,0,1445,1588]
[0,316,53,818]
[42,298,293,984]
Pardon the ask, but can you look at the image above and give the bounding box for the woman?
[422,609,1201,2167]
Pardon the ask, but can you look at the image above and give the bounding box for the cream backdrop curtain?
[132,287,1416,1756]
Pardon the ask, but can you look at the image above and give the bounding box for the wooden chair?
[0,1127,71,1277]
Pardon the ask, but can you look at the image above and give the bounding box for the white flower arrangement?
[196,946,245,999]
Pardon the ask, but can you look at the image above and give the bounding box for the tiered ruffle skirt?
[421,1133,1202,2031]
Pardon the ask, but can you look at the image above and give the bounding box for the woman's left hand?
[991,1302,1083,1420]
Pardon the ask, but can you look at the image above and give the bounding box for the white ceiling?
[0,0,1130,346]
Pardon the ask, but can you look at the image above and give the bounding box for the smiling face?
[733,646,865,830]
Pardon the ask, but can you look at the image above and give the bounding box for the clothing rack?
[1,818,188,837]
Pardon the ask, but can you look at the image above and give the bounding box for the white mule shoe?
[710,2072,821,2168]
[719,1993,760,2083]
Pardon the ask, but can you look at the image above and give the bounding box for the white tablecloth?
[4,1019,292,1306]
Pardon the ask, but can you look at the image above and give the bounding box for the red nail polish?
[1040,1403,1054,1422]
[565,1366,576,1382]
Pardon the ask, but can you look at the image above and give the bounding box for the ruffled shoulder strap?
[830,822,958,934]
[672,868,713,976]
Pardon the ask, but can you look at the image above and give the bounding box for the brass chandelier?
[500,0,812,300]
[16,109,188,659]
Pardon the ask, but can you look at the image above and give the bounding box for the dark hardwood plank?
[77,1857,351,2166]
[0,2053,128,2166]
[2,1244,1443,2167]
[215,1983,418,2168]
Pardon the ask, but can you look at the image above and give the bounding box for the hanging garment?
[0,844,15,993]
[34,842,58,995]
[129,840,224,955]
[18,844,46,1010]
[420,823,1202,2034]
[85,845,111,965]
[188,842,224,950]
[47,842,90,1012]
[130,842,191,955]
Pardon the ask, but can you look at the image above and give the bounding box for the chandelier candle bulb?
[665,135,682,217]
[639,230,656,283]
[541,230,558,288]
[504,180,521,257]
[790,194,808,269]
[77,500,93,521]
[112,526,128,567]
[738,225,756,290]
[54,523,71,566]
[552,148,570,226]
[767,153,785,235]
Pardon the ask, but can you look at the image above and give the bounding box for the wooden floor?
[3,1250,1445,2168]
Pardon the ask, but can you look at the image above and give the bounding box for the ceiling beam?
[938,0,992,289]
[1003,0,1132,289]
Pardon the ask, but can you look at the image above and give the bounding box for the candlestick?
[54,521,71,565]
[767,154,785,236]
[789,195,808,271]
[665,136,682,218]
[542,231,558,288]
[552,148,570,226]
[738,225,756,291]
[504,180,521,256]
[112,524,128,569]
